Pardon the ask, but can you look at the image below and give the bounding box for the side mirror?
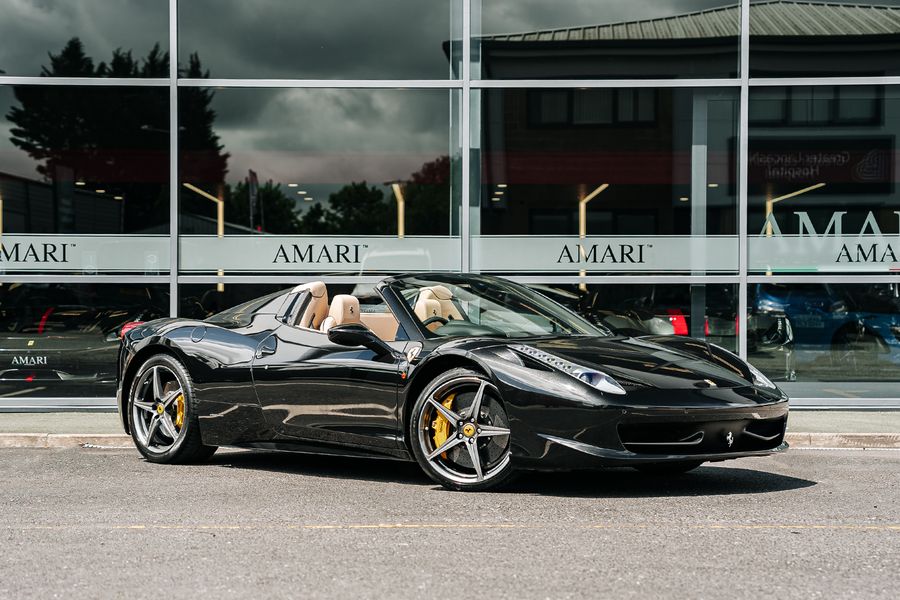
[327,323,398,359]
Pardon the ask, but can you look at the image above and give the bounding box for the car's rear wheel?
[633,461,703,475]
[128,354,217,464]
[409,368,516,492]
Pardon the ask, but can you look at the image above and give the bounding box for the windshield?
[389,275,607,339]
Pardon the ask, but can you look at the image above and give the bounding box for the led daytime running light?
[511,345,626,395]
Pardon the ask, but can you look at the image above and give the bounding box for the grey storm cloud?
[177,0,455,80]
[0,0,169,76]
[0,0,754,186]
[209,88,452,185]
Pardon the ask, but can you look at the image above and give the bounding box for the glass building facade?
[2,0,900,408]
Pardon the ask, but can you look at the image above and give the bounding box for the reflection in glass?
[0,85,169,234]
[748,86,900,274]
[749,0,900,77]
[531,283,740,353]
[0,283,168,398]
[179,0,459,79]
[750,283,900,383]
[474,0,738,79]
[0,0,168,77]
[179,283,359,319]
[179,88,456,237]
[476,87,738,237]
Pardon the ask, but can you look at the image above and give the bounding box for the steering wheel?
[422,315,449,327]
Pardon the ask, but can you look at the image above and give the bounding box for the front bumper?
[504,383,789,471]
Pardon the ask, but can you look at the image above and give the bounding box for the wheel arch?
[119,342,190,434]
[399,352,494,452]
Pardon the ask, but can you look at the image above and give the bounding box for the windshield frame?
[382,274,607,340]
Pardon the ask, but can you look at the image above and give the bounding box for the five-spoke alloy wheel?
[410,368,515,491]
[128,354,216,463]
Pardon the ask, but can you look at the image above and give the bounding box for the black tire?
[409,367,517,492]
[830,325,880,375]
[128,353,217,464]
[633,461,704,475]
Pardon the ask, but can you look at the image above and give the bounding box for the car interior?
[286,281,470,342]
[287,281,403,342]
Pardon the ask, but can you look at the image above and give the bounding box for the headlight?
[748,362,777,390]
[756,298,784,314]
[511,344,626,395]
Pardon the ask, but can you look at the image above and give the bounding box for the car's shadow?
[209,450,817,497]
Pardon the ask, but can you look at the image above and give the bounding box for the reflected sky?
[178,0,456,79]
[0,0,168,77]
[200,88,452,187]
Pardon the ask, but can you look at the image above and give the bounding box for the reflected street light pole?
[763,182,826,276]
[764,182,826,236]
[387,181,406,239]
[577,183,609,290]
[183,182,225,291]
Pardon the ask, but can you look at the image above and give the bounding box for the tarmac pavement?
[0,446,898,599]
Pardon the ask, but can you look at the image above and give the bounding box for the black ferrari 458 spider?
[117,273,788,491]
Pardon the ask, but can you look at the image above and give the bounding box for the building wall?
[2,0,900,407]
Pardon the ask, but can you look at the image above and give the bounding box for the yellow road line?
[5,522,900,532]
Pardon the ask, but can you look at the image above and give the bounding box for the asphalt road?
[1,447,898,599]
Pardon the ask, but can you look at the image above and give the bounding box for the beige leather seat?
[414,285,464,323]
[359,313,399,342]
[292,281,329,329]
[320,294,361,333]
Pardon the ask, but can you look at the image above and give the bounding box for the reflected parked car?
[576,284,794,382]
[752,284,900,379]
[0,284,167,397]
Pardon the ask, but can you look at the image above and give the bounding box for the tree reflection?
[5,38,226,234]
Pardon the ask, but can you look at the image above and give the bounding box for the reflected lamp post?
[387,180,406,239]
[577,183,609,290]
[763,182,826,277]
[183,182,225,291]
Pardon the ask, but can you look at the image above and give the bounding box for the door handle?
[255,336,277,359]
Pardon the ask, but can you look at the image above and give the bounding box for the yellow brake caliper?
[174,394,185,429]
[431,393,455,458]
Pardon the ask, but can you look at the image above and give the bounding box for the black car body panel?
[117,273,788,471]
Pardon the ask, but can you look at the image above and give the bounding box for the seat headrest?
[321,294,360,332]
[417,285,463,322]
[415,298,441,321]
[426,285,454,301]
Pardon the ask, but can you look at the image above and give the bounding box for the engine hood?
[515,335,754,390]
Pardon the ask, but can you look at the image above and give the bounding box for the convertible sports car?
[117,273,789,491]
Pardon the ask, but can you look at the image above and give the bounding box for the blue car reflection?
[753,284,900,378]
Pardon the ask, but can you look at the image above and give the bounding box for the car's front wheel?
[128,354,217,464]
[409,368,516,491]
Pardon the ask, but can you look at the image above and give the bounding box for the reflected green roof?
[483,2,900,42]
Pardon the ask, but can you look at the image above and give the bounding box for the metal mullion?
[748,274,900,284]
[0,275,171,284]
[474,78,741,89]
[460,0,472,272]
[751,76,900,87]
[169,0,179,317]
[507,275,741,285]
[738,0,750,360]
[178,78,462,89]
[176,275,385,285]
[0,76,168,86]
